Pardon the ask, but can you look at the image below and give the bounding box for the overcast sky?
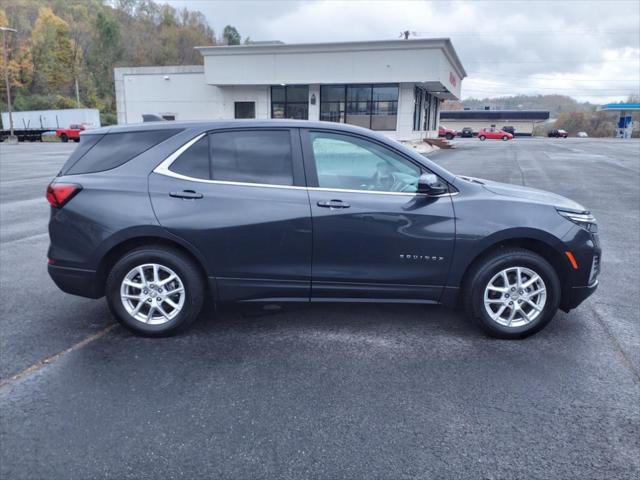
[163,0,639,103]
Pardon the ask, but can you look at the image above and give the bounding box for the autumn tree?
[0,8,34,100]
[30,7,75,94]
[0,0,217,122]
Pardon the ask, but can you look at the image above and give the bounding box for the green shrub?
[13,94,78,111]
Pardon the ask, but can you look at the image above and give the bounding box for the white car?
[577,132,589,138]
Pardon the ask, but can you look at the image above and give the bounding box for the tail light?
[46,182,82,208]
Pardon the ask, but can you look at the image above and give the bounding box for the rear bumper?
[560,281,598,312]
[48,264,103,299]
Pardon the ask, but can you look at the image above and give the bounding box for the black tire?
[463,248,561,339]
[105,245,205,336]
[60,134,68,143]
[479,135,486,141]
[502,135,509,141]
[74,138,80,143]
[445,133,454,140]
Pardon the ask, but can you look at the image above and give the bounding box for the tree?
[30,7,74,94]
[1,0,217,115]
[222,25,240,45]
[87,10,122,102]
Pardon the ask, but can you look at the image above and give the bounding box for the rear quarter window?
[61,129,182,175]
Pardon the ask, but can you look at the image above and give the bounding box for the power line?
[464,81,640,91]
[462,90,636,97]
[463,59,639,64]
[412,30,639,36]
[464,74,639,82]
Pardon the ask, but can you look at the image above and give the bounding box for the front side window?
[309,132,421,193]
[169,130,294,186]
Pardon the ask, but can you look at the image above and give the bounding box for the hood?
[459,176,587,212]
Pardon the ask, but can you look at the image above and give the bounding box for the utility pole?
[1,26,17,143]
[75,77,80,108]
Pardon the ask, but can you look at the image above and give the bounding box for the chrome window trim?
[153,133,457,198]
[154,133,207,178]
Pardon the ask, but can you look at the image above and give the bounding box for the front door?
[149,128,311,302]
[301,130,455,301]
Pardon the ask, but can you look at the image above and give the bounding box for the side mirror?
[417,173,448,195]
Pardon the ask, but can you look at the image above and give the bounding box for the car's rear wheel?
[464,248,560,339]
[106,245,205,336]
[60,134,68,143]
[479,135,486,141]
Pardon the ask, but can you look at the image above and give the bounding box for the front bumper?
[48,264,103,299]
[561,281,598,312]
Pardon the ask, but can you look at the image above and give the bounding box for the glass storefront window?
[320,84,398,131]
[320,101,345,123]
[270,85,308,120]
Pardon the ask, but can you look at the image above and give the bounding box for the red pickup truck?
[55,124,87,143]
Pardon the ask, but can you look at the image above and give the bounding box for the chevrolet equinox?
[47,121,600,338]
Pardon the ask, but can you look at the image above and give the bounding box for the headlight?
[557,209,598,233]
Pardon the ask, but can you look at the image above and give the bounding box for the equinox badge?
[400,254,444,261]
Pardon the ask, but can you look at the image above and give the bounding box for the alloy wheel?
[483,266,547,327]
[120,263,185,325]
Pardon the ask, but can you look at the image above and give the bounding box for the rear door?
[149,128,312,302]
[301,129,455,301]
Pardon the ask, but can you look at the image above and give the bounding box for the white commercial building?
[440,110,550,136]
[115,39,466,140]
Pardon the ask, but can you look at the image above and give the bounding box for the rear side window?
[62,129,182,175]
[168,130,293,186]
[59,134,104,175]
[210,130,293,185]
[170,136,210,179]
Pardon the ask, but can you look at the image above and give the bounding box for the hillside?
[443,94,639,137]
[0,0,240,124]
[443,94,598,117]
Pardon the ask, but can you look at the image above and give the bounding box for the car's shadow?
[107,300,586,347]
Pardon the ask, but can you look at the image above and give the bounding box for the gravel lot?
[1,137,639,479]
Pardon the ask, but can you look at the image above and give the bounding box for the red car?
[55,124,87,143]
[438,126,458,140]
[478,129,513,141]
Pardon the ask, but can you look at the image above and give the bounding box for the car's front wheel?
[479,135,486,141]
[106,245,205,336]
[445,133,454,140]
[464,248,561,339]
[502,135,509,141]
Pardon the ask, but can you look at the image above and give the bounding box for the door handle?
[169,190,203,200]
[317,199,350,209]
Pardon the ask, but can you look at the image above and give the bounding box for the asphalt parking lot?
[1,137,639,479]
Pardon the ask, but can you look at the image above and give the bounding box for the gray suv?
[47,121,600,338]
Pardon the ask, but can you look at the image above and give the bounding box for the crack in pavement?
[590,305,640,384]
[0,324,118,388]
